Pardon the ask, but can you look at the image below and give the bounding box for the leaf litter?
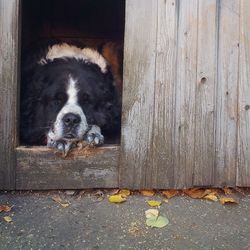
[0,205,12,212]
[52,195,70,208]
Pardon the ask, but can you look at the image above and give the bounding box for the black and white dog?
[20,42,121,154]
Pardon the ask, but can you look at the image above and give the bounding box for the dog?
[20,42,121,154]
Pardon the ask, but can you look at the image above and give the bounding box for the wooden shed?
[0,0,250,190]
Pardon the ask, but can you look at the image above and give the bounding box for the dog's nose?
[63,113,81,127]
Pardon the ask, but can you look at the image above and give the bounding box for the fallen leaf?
[108,194,126,203]
[147,200,162,207]
[52,195,70,208]
[146,215,169,228]
[162,190,179,199]
[0,205,12,212]
[119,189,131,197]
[128,222,142,236]
[220,197,238,205]
[223,187,233,195]
[145,209,159,218]
[3,216,12,223]
[141,190,155,197]
[184,188,211,199]
[52,195,62,203]
[60,203,70,208]
[204,193,218,202]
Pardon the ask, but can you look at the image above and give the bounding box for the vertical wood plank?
[119,0,157,188]
[215,0,240,187]
[0,0,20,189]
[148,0,177,188]
[173,0,198,188]
[194,0,217,186]
[237,0,250,186]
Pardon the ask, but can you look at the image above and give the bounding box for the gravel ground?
[0,190,250,250]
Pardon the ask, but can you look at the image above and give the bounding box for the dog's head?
[21,44,121,145]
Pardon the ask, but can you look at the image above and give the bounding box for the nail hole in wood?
[200,77,207,84]
[245,105,250,111]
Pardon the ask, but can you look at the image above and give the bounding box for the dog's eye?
[53,99,62,106]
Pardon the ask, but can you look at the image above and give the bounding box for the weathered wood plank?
[148,0,177,188]
[119,0,157,188]
[237,0,250,186]
[16,146,119,190]
[0,0,20,190]
[215,0,240,187]
[173,0,198,188]
[193,0,217,186]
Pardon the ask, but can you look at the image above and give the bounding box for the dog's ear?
[100,42,123,96]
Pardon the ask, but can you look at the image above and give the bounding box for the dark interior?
[21,0,125,145]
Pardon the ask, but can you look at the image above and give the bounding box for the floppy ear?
[101,42,123,97]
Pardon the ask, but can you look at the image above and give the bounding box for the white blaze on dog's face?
[47,76,88,142]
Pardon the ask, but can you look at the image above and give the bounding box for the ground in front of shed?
[0,190,249,250]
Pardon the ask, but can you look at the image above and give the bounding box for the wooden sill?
[15,145,120,190]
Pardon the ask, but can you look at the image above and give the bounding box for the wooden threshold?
[16,145,119,190]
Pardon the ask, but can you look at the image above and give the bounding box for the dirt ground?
[0,190,250,250]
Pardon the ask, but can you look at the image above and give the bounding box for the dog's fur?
[20,42,121,145]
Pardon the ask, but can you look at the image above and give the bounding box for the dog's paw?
[47,138,74,156]
[83,125,104,146]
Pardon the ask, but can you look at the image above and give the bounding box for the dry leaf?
[184,188,212,199]
[108,194,126,203]
[204,193,218,202]
[52,195,62,203]
[147,200,162,207]
[145,209,159,219]
[0,205,12,212]
[119,189,131,197]
[3,216,12,223]
[146,215,169,228]
[223,187,233,195]
[52,195,69,208]
[162,190,179,199]
[141,190,155,197]
[220,197,238,205]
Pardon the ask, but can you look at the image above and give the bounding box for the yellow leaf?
[0,205,12,212]
[60,203,70,208]
[162,190,179,199]
[204,193,218,202]
[145,209,159,218]
[220,197,238,205]
[3,216,12,223]
[147,200,161,207]
[141,190,155,197]
[108,194,126,203]
[119,189,131,197]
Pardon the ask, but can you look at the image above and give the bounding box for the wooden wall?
[1,0,250,190]
[120,0,250,189]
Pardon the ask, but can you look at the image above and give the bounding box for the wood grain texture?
[193,0,218,186]
[173,0,198,188]
[0,0,20,190]
[148,0,177,188]
[237,0,250,186]
[215,0,240,187]
[16,146,119,190]
[119,0,157,188]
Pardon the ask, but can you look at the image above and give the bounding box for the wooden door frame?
[0,0,120,190]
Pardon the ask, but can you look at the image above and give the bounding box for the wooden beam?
[0,0,20,190]
[237,0,250,186]
[16,146,119,190]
